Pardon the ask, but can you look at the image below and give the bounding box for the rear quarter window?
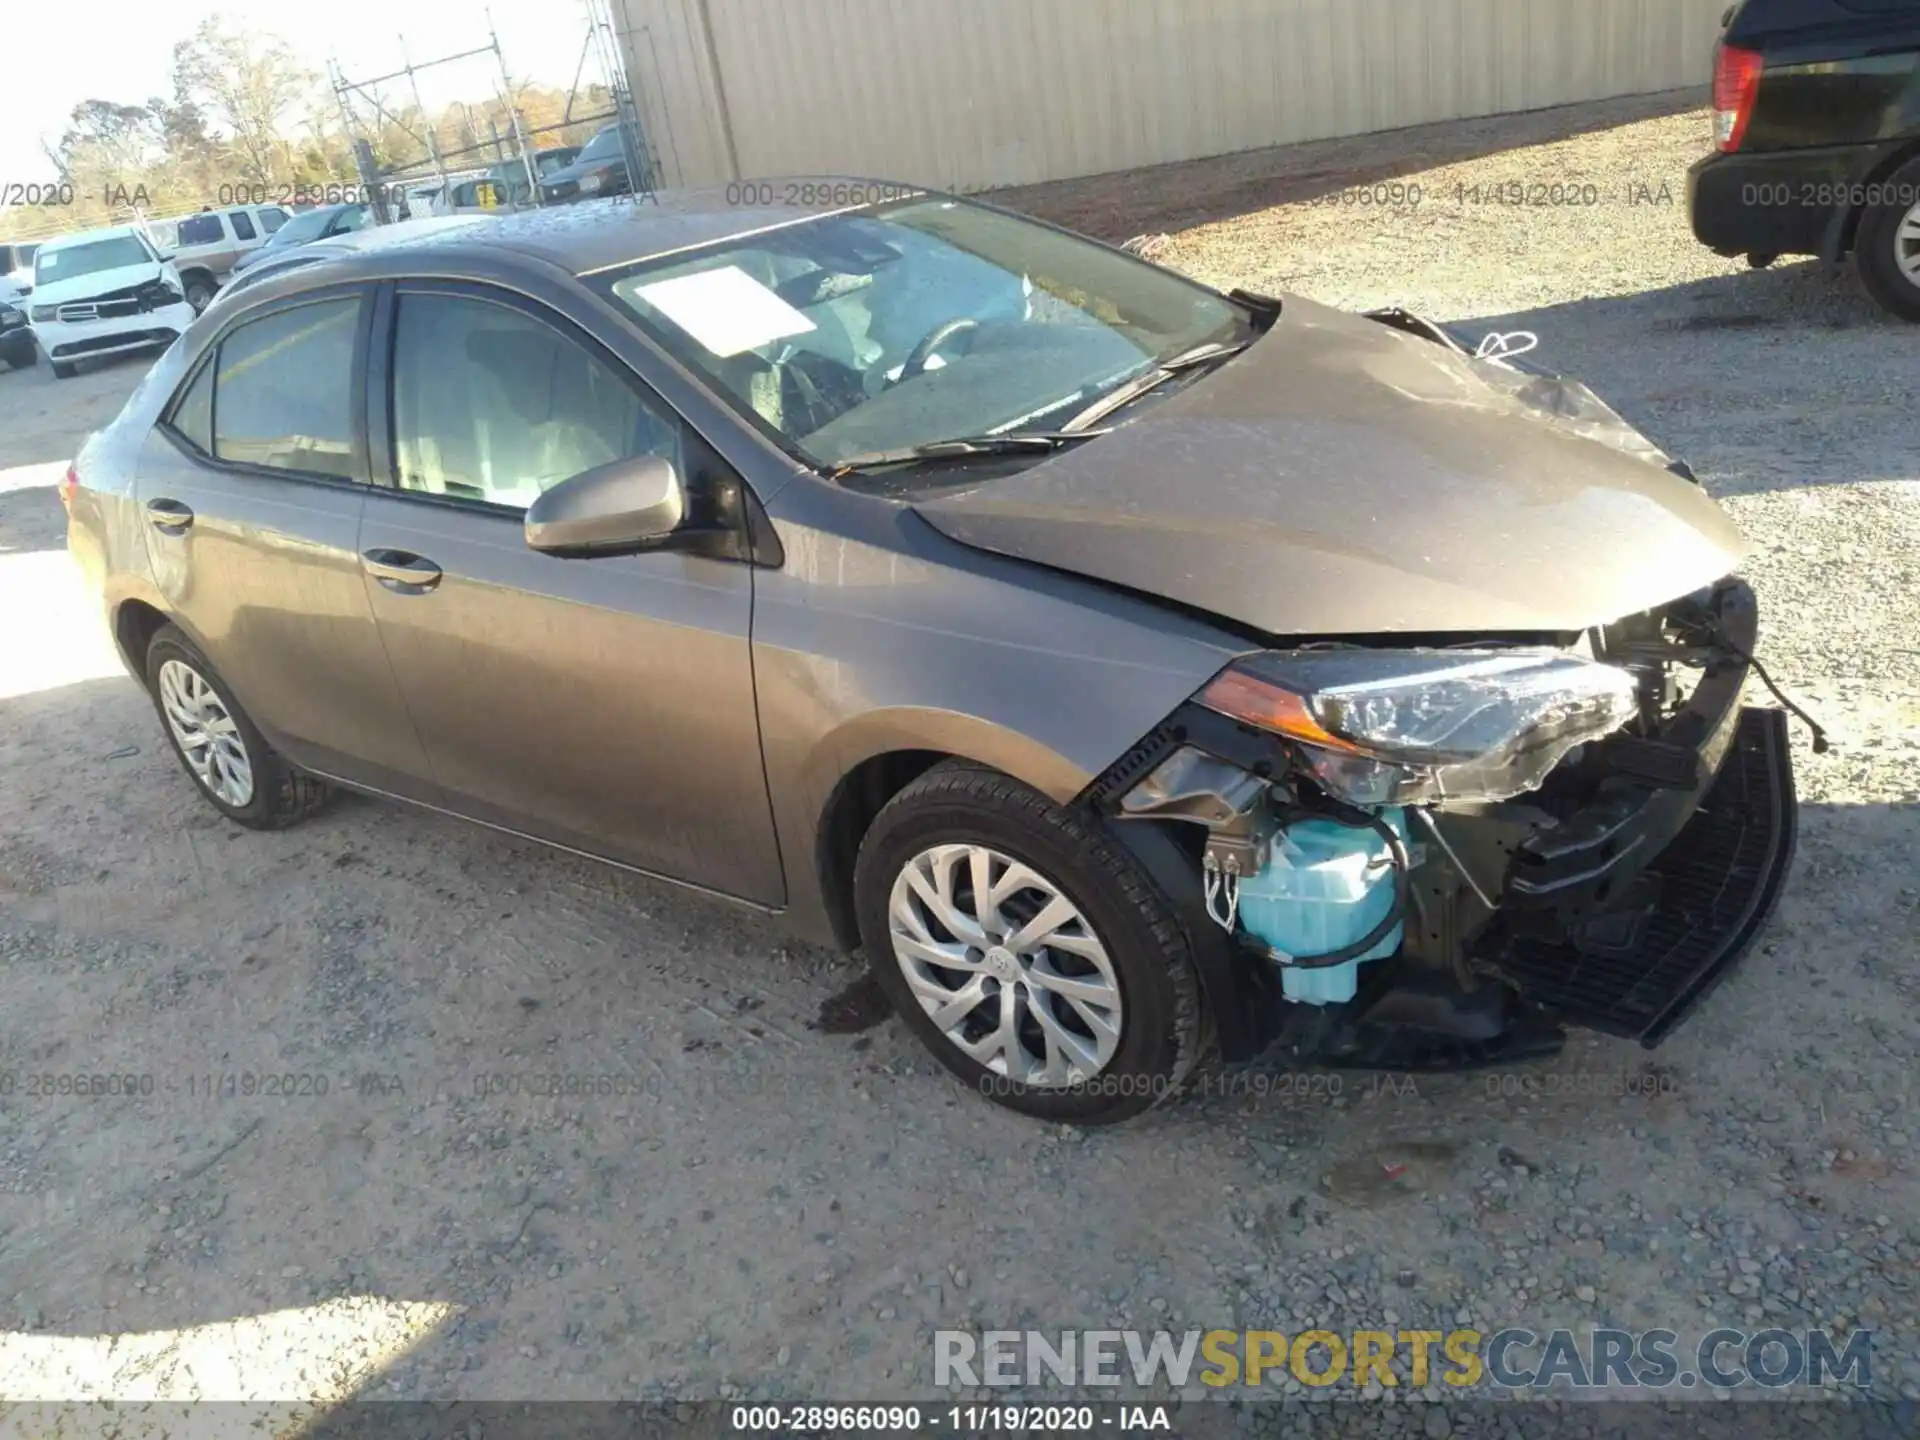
[166,361,215,455]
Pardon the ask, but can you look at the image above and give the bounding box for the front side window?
[228,211,257,241]
[259,207,289,234]
[328,206,368,236]
[390,291,679,511]
[211,298,362,479]
[35,235,156,285]
[595,197,1246,469]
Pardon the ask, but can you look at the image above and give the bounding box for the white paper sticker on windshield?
[631,265,816,358]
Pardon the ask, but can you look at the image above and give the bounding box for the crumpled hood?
[914,294,1746,636]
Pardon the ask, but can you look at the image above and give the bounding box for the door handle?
[361,548,443,592]
[146,498,194,532]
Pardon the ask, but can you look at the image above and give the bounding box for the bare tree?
[170,15,318,186]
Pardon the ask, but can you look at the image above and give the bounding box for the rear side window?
[259,208,288,234]
[209,298,362,479]
[175,214,226,247]
[229,211,257,241]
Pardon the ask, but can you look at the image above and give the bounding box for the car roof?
[320,180,933,278]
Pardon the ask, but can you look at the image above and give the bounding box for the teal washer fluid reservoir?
[1235,810,1411,1006]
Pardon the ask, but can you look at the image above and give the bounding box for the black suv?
[0,296,35,370]
[1687,0,1920,319]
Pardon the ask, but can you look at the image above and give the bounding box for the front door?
[136,286,434,795]
[356,281,783,904]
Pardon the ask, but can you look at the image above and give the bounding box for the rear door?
[355,279,782,902]
[136,284,435,796]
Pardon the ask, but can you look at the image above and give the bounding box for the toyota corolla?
[65,186,1804,1123]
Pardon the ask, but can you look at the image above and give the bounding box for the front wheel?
[183,277,216,313]
[1855,157,1920,322]
[853,763,1206,1124]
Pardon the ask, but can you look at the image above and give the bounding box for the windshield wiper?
[829,430,1108,474]
[1058,340,1251,434]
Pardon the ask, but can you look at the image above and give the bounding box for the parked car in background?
[0,288,35,370]
[66,185,1798,1124]
[229,204,369,276]
[27,226,196,378]
[1,242,40,293]
[538,125,637,203]
[159,205,293,311]
[1689,0,1920,320]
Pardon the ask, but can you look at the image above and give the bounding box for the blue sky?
[1,0,606,189]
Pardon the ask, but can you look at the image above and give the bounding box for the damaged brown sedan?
[67,185,1806,1123]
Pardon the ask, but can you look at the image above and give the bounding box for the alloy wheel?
[1898,201,1920,284]
[886,843,1124,1086]
[157,658,255,807]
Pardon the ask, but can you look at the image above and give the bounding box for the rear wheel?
[853,762,1205,1124]
[1855,157,1920,322]
[144,625,332,829]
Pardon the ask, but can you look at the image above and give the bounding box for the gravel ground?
[1,92,1915,1430]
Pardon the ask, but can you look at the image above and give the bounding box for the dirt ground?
[1,91,1915,1428]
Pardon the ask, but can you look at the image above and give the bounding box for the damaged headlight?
[1198,648,1640,806]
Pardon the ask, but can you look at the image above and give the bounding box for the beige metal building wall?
[621,0,1728,192]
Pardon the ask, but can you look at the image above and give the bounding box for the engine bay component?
[1237,809,1411,1006]
[1198,647,1641,806]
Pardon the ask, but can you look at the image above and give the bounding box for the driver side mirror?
[524,454,685,556]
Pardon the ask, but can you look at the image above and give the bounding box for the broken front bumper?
[1466,581,1799,1043]
[1490,706,1796,1043]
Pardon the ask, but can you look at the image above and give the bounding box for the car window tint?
[391,291,679,510]
[211,298,361,479]
[169,360,215,455]
[176,214,225,247]
[229,211,257,241]
[331,207,367,236]
[259,208,288,233]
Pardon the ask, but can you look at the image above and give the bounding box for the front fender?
[754,485,1242,947]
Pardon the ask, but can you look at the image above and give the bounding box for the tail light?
[1712,42,1764,153]
[61,462,79,511]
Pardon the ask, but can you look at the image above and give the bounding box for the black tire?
[1,334,34,369]
[1855,156,1920,322]
[144,625,332,829]
[853,761,1205,1125]
[183,276,216,313]
[50,360,76,380]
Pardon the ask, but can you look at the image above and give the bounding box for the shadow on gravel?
[992,90,1704,240]
[0,482,64,553]
[1455,266,1920,498]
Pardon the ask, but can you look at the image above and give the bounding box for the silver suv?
[158,205,292,311]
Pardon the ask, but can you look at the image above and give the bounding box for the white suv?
[26,227,198,379]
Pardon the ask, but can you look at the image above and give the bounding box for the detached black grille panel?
[1496,707,1797,1043]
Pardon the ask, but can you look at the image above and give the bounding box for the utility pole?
[489,9,542,207]
[399,35,452,203]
